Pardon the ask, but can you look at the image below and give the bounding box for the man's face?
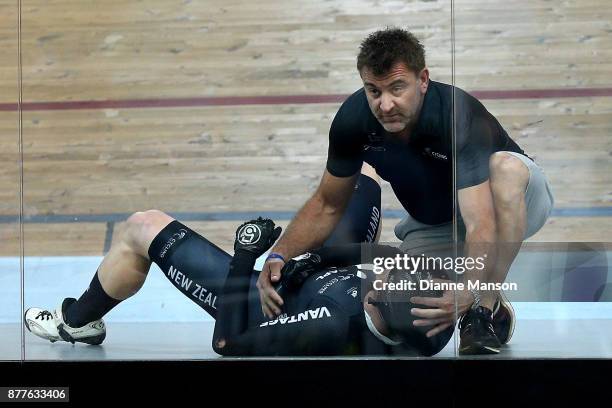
[360,62,429,137]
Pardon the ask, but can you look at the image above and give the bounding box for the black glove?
[280,253,323,292]
[234,217,282,258]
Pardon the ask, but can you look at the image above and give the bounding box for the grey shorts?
[395,151,555,253]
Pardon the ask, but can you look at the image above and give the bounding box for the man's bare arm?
[256,169,359,318]
[273,170,359,259]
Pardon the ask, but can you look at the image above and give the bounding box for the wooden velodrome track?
[0,0,610,257]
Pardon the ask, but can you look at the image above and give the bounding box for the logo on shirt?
[318,274,354,294]
[347,286,358,298]
[363,131,386,152]
[159,229,189,258]
[316,270,334,280]
[423,147,448,161]
[259,306,332,327]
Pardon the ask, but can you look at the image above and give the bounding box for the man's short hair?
[357,27,426,76]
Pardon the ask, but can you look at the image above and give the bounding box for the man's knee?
[489,152,529,181]
[123,210,174,254]
[489,152,529,205]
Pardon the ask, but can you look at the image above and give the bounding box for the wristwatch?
[469,288,481,309]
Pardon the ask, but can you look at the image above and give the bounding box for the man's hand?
[257,252,324,317]
[257,257,285,318]
[254,170,358,319]
[410,279,474,337]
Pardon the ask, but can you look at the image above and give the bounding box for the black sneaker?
[492,291,515,345]
[459,306,501,355]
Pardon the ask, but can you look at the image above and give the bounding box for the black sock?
[64,271,121,327]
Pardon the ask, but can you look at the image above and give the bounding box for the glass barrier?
[453,0,612,358]
[18,0,611,363]
[20,0,455,360]
[0,1,22,361]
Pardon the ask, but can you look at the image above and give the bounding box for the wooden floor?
[0,0,610,256]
